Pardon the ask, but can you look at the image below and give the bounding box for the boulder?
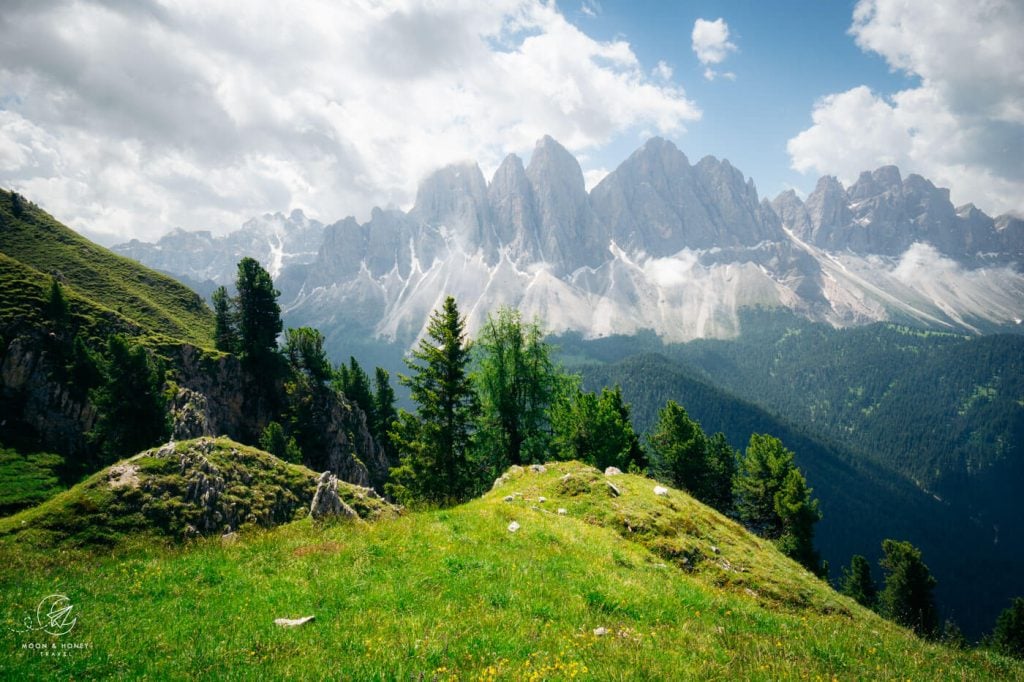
[653,485,668,496]
[274,616,315,628]
[310,472,359,521]
[604,466,622,476]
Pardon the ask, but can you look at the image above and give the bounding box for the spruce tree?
[704,432,737,511]
[259,421,302,463]
[372,366,398,452]
[840,554,878,608]
[338,356,375,424]
[88,335,169,463]
[211,285,238,353]
[649,400,708,498]
[45,277,69,321]
[992,597,1024,659]
[388,296,477,504]
[551,385,645,472]
[734,434,822,573]
[774,467,823,573]
[878,539,939,638]
[235,257,281,369]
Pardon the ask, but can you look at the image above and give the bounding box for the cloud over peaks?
[788,0,1024,216]
[0,0,700,241]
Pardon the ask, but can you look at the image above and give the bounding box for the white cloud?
[788,0,1024,216]
[0,0,699,241]
[583,167,610,191]
[692,18,737,80]
[652,60,673,81]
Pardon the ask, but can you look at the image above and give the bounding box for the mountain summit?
[115,137,1024,353]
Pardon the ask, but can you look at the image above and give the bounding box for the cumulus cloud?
[691,18,737,81]
[0,0,699,241]
[788,0,1024,216]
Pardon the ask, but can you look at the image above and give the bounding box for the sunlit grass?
[1,462,1018,679]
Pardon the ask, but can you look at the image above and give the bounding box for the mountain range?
[114,136,1024,357]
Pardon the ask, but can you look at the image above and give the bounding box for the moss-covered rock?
[0,437,399,548]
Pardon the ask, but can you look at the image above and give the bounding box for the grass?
[0,438,393,548]
[0,460,1018,680]
[0,189,214,348]
[0,446,64,516]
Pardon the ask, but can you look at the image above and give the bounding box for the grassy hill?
[1,453,1018,679]
[0,189,214,347]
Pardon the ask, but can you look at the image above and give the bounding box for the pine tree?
[372,366,398,452]
[734,434,822,573]
[235,257,281,369]
[88,335,169,463]
[44,277,69,321]
[211,285,238,353]
[704,432,737,511]
[259,421,302,463]
[474,307,560,468]
[551,385,645,472]
[388,296,478,504]
[992,597,1024,659]
[281,327,332,468]
[840,554,878,608]
[734,434,792,537]
[283,327,331,385]
[774,467,823,573]
[649,400,708,497]
[338,356,375,424]
[878,539,939,638]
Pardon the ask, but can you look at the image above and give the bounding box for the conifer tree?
[235,257,281,369]
[373,366,398,452]
[338,356,375,424]
[388,296,477,504]
[734,434,822,573]
[991,597,1024,659]
[259,421,302,463]
[704,432,737,511]
[45,277,69,321]
[878,539,939,638]
[649,400,708,495]
[211,285,238,353]
[840,554,878,608]
[551,385,645,472]
[88,335,169,463]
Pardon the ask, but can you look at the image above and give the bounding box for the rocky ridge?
[114,137,1024,351]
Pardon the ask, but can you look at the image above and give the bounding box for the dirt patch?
[107,464,140,489]
[292,541,344,557]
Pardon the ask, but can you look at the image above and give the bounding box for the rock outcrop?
[309,472,359,521]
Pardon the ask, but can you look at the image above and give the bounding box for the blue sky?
[0,1,1020,242]
[572,0,918,199]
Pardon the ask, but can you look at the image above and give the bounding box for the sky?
[1,0,1021,244]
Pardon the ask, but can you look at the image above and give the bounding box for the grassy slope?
[0,446,64,515]
[1,461,1017,680]
[0,189,214,347]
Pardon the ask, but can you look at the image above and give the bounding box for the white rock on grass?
[593,627,608,636]
[274,616,315,627]
[557,508,567,515]
[529,464,547,473]
[538,496,547,503]
[508,521,520,533]
[503,495,515,502]
[653,485,669,496]
[604,466,622,476]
